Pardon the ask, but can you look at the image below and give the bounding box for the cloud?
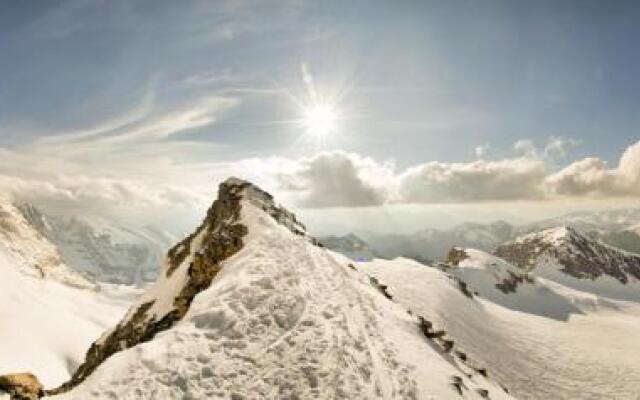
[514,139,538,159]
[475,144,490,159]
[275,151,394,208]
[397,158,547,203]
[34,95,238,150]
[545,158,621,196]
[270,139,640,208]
[546,140,640,197]
[543,136,580,160]
[619,140,640,184]
[0,173,208,227]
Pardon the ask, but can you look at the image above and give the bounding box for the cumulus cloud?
[397,158,547,203]
[546,140,640,197]
[276,151,394,208]
[544,136,580,160]
[271,139,640,208]
[514,139,538,159]
[475,144,490,159]
[3,121,640,221]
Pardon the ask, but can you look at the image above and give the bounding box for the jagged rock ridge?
[494,226,640,283]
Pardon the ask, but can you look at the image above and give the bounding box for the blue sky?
[1,0,639,234]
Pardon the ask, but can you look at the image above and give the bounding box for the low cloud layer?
[275,139,640,208]
[397,158,547,203]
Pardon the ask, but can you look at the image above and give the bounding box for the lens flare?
[303,104,338,136]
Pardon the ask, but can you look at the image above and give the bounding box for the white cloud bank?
[546,140,640,197]
[274,139,640,208]
[1,107,639,231]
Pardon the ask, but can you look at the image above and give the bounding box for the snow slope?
[359,255,640,399]
[0,240,137,388]
[0,201,88,288]
[52,179,512,400]
[495,226,640,302]
[19,204,173,285]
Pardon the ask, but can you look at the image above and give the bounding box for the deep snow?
[0,246,138,388]
[52,197,511,399]
[359,255,640,399]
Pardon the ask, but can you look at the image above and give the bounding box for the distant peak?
[515,225,582,246]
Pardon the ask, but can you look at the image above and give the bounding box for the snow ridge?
[44,178,513,400]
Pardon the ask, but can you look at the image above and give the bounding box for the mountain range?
[18,203,173,285]
[322,209,640,265]
[1,180,640,399]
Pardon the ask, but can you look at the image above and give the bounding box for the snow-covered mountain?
[494,226,640,301]
[524,208,640,234]
[365,209,640,265]
[18,204,173,285]
[4,180,640,399]
[8,178,510,400]
[0,199,137,390]
[367,221,514,263]
[0,200,89,288]
[361,241,640,399]
[319,233,378,261]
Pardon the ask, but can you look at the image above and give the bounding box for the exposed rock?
[49,177,305,395]
[441,339,455,353]
[446,247,469,266]
[455,279,474,298]
[417,316,447,339]
[369,276,393,300]
[451,375,466,396]
[495,270,535,294]
[0,373,43,400]
[495,226,640,283]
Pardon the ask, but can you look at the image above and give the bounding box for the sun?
[303,104,338,136]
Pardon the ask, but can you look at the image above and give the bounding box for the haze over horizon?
[1,0,640,235]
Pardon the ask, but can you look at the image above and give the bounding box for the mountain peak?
[41,178,512,399]
[495,225,640,284]
[219,177,307,237]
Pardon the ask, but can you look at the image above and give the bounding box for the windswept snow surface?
[0,246,138,388]
[54,202,512,400]
[359,257,640,400]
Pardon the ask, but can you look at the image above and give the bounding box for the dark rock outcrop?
[0,373,43,400]
[446,247,469,266]
[494,271,535,294]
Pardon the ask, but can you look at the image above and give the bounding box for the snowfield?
[0,199,140,388]
[359,255,640,399]
[5,181,640,399]
[52,198,512,399]
[0,246,138,388]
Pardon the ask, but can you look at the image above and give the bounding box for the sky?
[1,0,640,236]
